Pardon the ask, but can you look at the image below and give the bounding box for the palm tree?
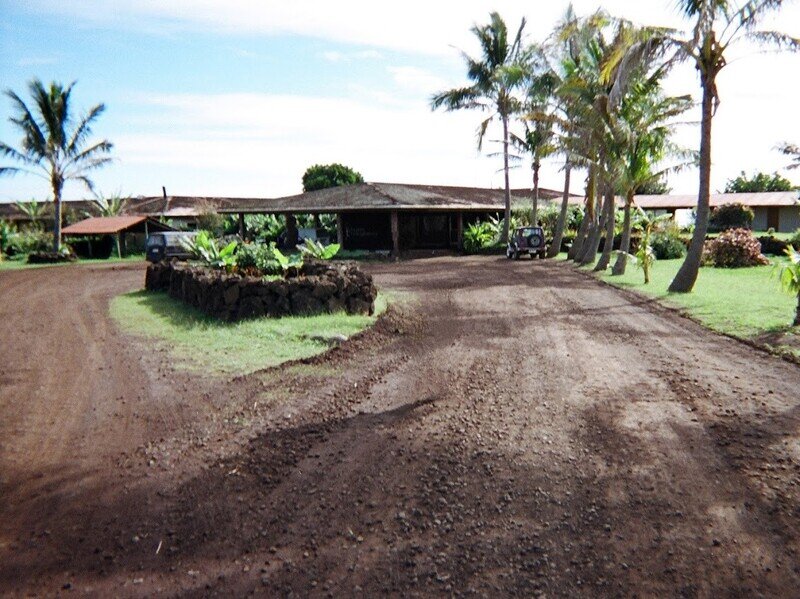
[513,62,558,226]
[0,79,113,251]
[777,142,800,170]
[608,79,694,275]
[89,191,129,217]
[654,0,800,292]
[14,199,49,228]
[432,12,529,243]
[776,246,800,326]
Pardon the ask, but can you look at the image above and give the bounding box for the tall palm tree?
[777,142,800,170]
[0,79,113,251]
[513,62,558,226]
[609,79,694,275]
[652,0,800,292]
[432,12,529,243]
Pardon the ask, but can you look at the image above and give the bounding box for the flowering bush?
[703,228,769,268]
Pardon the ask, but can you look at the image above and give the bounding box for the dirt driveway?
[1,256,799,597]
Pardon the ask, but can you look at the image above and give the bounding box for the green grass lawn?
[110,291,388,375]
[597,257,799,356]
[0,254,146,271]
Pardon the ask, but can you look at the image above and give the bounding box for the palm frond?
[66,103,106,156]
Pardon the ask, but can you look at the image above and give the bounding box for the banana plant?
[775,246,800,326]
[297,238,340,260]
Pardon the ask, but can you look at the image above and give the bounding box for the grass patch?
[0,253,145,271]
[599,257,799,356]
[110,290,388,375]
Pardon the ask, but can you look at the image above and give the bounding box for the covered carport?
[62,216,173,258]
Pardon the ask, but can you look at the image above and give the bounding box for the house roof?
[61,216,172,235]
[635,191,799,210]
[208,182,574,214]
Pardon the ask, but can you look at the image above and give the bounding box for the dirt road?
[1,256,799,597]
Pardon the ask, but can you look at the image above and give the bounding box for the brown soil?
[1,256,799,597]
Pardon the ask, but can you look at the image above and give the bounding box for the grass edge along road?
[0,254,146,271]
[596,257,799,357]
[110,290,389,375]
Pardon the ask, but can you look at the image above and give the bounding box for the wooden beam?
[238,212,245,239]
[391,210,400,258]
[456,212,464,251]
[286,214,298,247]
[336,213,344,248]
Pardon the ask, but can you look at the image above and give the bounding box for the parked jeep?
[506,226,546,260]
[146,231,198,263]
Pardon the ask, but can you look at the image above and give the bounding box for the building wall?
[779,206,800,233]
[752,207,768,231]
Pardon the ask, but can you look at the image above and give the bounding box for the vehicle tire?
[527,233,543,248]
[513,251,520,260]
[506,249,513,259]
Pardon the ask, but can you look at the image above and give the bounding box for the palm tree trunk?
[594,185,617,271]
[570,167,595,261]
[52,182,62,253]
[502,115,511,244]
[577,180,604,265]
[611,190,634,275]
[547,160,571,258]
[669,72,714,293]
[532,160,540,226]
[794,292,800,327]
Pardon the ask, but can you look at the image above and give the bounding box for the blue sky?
[1,1,799,202]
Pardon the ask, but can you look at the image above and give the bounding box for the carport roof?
[62,216,171,235]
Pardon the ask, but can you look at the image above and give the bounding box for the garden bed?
[145,259,378,321]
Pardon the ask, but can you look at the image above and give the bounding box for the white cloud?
[388,66,448,94]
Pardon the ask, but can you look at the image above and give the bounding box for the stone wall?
[145,259,377,321]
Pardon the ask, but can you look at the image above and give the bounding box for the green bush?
[463,222,495,253]
[758,235,790,256]
[9,228,52,256]
[789,228,800,248]
[703,228,769,268]
[709,203,754,232]
[650,231,687,259]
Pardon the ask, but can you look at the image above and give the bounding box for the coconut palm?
[777,142,800,170]
[607,78,694,275]
[89,191,129,217]
[0,79,113,251]
[512,59,558,226]
[642,0,800,292]
[432,12,529,243]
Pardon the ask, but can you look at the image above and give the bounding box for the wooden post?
[116,232,123,258]
[456,212,464,251]
[286,214,298,248]
[391,210,400,258]
[336,213,344,247]
[238,212,245,240]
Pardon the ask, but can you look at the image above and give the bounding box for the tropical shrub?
[297,238,340,260]
[463,222,495,253]
[703,228,769,268]
[246,214,286,243]
[8,228,52,256]
[236,242,303,276]
[708,203,754,232]
[0,220,15,256]
[650,231,687,259]
[789,228,800,248]
[182,231,238,271]
[27,246,77,264]
[775,246,800,325]
[758,235,790,256]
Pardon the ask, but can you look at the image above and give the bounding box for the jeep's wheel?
[512,251,520,260]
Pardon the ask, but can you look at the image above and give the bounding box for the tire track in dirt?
[2,256,800,597]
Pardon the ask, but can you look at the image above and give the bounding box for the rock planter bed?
[145,259,378,321]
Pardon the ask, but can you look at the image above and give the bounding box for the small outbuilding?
[62,216,173,257]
